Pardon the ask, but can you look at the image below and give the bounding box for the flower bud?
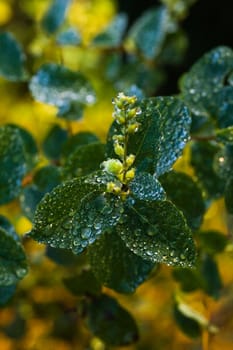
[102,159,123,175]
[125,168,135,181]
[106,182,121,194]
[127,122,140,134]
[126,154,135,167]
[114,142,124,158]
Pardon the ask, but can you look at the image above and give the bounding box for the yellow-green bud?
[112,134,124,142]
[127,122,140,134]
[125,168,135,181]
[102,159,123,175]
[127,108,138,119]
[114,142,124,158]
[126,154,135,167]
[107,182,121,194]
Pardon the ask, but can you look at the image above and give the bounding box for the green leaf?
[91,13,128,48]
[88,231,155,293]
[20,166,61,220]
[42,125,68,161]
[29,63,96,118]
[180,46,233,127]
[125,6,172,59]
[173,304,201,338]
[0,32,27,81]
[130,172,166,201]
[29,177,121,255]
[201,255,222,299]
[62,131,99,158]
[29,177,104,250]
[0,227,28,286]
[41,0,71,34]
[34,165,61,192]
[62,142,105,179]
[107,96,191,177]
[173,268,204,292]
[45,246,82,267]
[0,215,19,242]
[118,199,196,267]
[113,58,165,96]
[214,144,233,180]
[216,126,233,143]
[6,124,38,172]
[159,171,205,230]
[225,177,233,213]
[71,193,123,255]
[63,270,101,296]
[56,27,81,46]
[0,125,26,204]
[196,230,228,255]
[0,284,17,306]
[84,294,138,346]
[20,185,44,221]
[191,141,224,198]
[159,30,188,66]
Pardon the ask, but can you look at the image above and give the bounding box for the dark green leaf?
[174,304,201,338]
[62,142,105,179]
[114,59,165,96]
[0,215,19,241]
[0,125,26,204]
[57,101,84,120]
[71,193,123,255]
[126,6,171,59]
[29,63,96,118]
[214,144,233,180]
[20,166,61,220]
[84,294,138,346]
[0,227,28,286]
[41,0,71,34]
[3,313,26,339]
[7,124,38,172]
[196,231,228,255]
[29,177,104,250]
[130,172,166,201]
[159,30,188,66]
[118,199,196,267]
[216,126,233,144]
[62,131,99,158]
[107,96,191,177]
[34,165,61,192]
[88,231,155,293]
[91,13,128,48]
[42,125,68,160]
[0,32,27,81]
[159,171,205,230]
[180,46,233,127]
[225,177,233,213]
[201,255,222,299]
[20,185,45,221]
[56,27,81,46]
[191,141,224,198]
[0,284,17,306]
[173,268,204,292]
[63,270,101,296]
[45,246,82,266]
[29,176,120,255]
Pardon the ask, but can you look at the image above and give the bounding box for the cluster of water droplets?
[130,172,166,201]
[71,194,124,255]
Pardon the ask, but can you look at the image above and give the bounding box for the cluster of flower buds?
[102,93,141,198]
[113,92,141,133]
